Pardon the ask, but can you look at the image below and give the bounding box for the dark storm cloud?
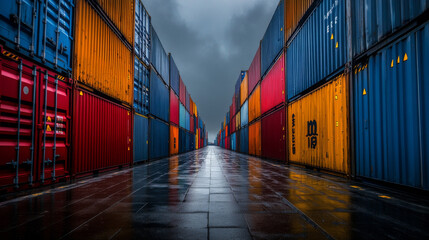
[142,0,278,141]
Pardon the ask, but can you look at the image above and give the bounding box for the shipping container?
[241,100,249,127]
[354,23,429,189]
[261,53,285,115]
[134,114,148,163]
[94,0,135,45]
[186,91,190,111]
[0,0,74,73]
[249,121,262,156]
[284,0,314,42]
[231,115,236,133]
[236,112,241,130]
[150,26,169,84]
[287,0,347,100]
[352,0,429,56]
[185,131,191,152]
[288,74,350,174]
[150,70,169,122]
[74,0,133,104]
[169,54,180,96]
[185,110,190,131]
[195,129,199,150]
[226,136,230,150]
[134,0,150,65]
[249,84,261,123]
[261,0,284,77]
[231,133,236,151]
[170,89,179,126]
[248,46,261,94]
[179,103,186,129]
[1,54,71,189]
[149,117,169,159]
[72,88,132,176]
[190,115,194,134]
[236,129,241,152]
[179,128,186,153]
[170,125,179,156]
[240,126,249,154]
[261,106,286,161]
[235,76,241,111]
[240,72,248,105]
[134,57,149,115]
[180,77,186,105]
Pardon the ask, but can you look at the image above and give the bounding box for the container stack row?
[0,0,207,193]
[216,0,429,191]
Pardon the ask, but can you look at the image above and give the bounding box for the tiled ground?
[1,146,429,239]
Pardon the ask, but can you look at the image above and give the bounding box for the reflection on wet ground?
[1,146,429,239]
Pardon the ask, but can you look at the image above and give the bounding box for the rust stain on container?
[288,74,350,175]
[73,0,133,104]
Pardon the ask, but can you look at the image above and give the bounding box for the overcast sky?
[142,0,279,142]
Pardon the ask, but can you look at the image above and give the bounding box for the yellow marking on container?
[336,42,338,48]
[336,121,339,127]
[47,116,52,122]
[127,112,130,116]
[363,89,367,95]
[46,125,52,132]
[379,195,391,199]
[79,91,83,96]
[350,185,362,189]
[335,95,338,100]
[146,140,148,144]
[280,27,283,31]
[331,34,334,40]
[397,56,400,64]
[403,53,408,61]
[282,90,284,94]
[391,60,394,68]
[128,147,130,151]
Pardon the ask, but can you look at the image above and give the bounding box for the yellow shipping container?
[94,0,135,44]
[240,72,248,106]
[74,0,133,104]
[249,84,261,122]
[287,74,350,175]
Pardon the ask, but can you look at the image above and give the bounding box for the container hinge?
[23,159,33,165]
[6,160,18,167]
[44,158,52,165]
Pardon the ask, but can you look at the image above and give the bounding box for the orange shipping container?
[170,125,179,155]
[249,121,261,156]
[195,129,199,150]
[74,0,133,104]
[285,0,315,42]
[249,84,261,123]
[240,72,248,105]
[236,112,241,130]
[94,0,135,44]
[288,74,350,174]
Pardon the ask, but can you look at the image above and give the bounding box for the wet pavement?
[1,146,429,239]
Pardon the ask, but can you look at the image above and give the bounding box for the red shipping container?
[170,89,179,125]
[179,77,186,105]
[261,53,285,115]
[0,52,71,190]
[248,46,261,94]
[72,88,132,176]
[261,106,286,161]
[231,115,236,133]
[232,95,236,116]
[190,115,194,134]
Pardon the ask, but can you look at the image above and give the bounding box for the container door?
[134,114,148,163]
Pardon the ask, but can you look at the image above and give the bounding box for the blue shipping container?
[150,69,169,122]
[179,128,186,153]
[150,25,169,84]
[354,22,429,190]
[149,118,169,159]
[231,133,236,151]
[240,127,248,154]
[352,0,429,56]
[287,0,347,100]
[241,100,249,127]
[180,103,186,129]
[0,0,74,73]
[185,110,190,131]
[135,0,150,65]
[134,57,150,115]
[134,114,149,163]
[261,0,284,78]
[169,54,180,96]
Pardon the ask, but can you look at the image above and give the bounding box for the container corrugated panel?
[190,115,194,134]
[0,0,74,73]
[150,70,169,122]
[248,46,261,94]
[261,53,285,114]
[179,128,186,153]
[179,103,186,129]
[134,57,149,115]
[149,117,169,159]
[288,74,350,174]
[170,125,179,155]
[287,0,347,100]
[150,26,169,84]
[236,112,241,130]
[261,0,284,77]
[185,131,191,152]
[72,89,132,175]
[241,100,249,127]
[235,77,241,111]
[180,77,186,105]
[231,115,236,133]
[170,89,179,126]
[0,55,71,188]
[239,126,249,154]
[74,0,133,104]
[232,95,236,115]
[262,106,286,161]
[169,54,180,96]
[134,0,150,65]
[94,0,134,44]
[284,0,314,41]
[249,84,261,123]
[185,110,190,131]
[354,23,429,189]
[352,0,429,56]
[240,72,248,105]
[134,114,148,163]
[231,133,236,151]
[186,91,190,111]
[249,121,262,156]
